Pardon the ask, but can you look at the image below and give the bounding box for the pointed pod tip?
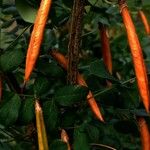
[146,109,149,113]
[61,129,69,143]
[23,78,28,86]
[144,104,150,115]
[35,100,42,112]
[98,115,105,123]
[24,73,30,83]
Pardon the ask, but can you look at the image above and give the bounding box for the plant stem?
[67,0,85,84]
[93,77,136,98]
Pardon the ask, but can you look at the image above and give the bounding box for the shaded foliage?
[0,0,150,149]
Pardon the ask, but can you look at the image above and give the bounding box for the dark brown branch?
[67,0,85,84]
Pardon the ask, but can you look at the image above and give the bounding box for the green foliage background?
[0,0,150,149]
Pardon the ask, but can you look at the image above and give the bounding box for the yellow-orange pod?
[35,100,48,150]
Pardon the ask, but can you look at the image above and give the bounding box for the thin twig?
[90,143,117,150]
[5,25,32,51]
[88,76,136,100]
[102,0,117,5]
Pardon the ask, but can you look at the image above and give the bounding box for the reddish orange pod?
[77,73,104,121]
[118,0,150,112]
[99,24,112,74]
[138,10,150,35]
[51,50,104,122]
[99,23,112,87]
[138,117,150,150]
[25,0,52,82]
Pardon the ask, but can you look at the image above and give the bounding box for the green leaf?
[15,0,37,23]
[0,93,21,126]
[0,49,24,72]
[49,3,70,27]
[89,60,118,82]
[61,111,76,128]
[62,0,73,8]
[113,120,138,136]
[0,126,13,144]
[142,37,150,57]
[1,19,15,28]
[106,6,119,15]
[73,125,90,150]
[50,140,67,150]
[88,0,103,7]
[85,124,99,142]
[19,98,35,124]
[0,32,14,49]
[43,101,58,130]
[0,142,11,150]
[98,17,110,26]
[34,77,50,97]
[142,0,150,6]
[119,85,139,108]
[12,141,33,150]
[2,6,18,15]
[42,29,57,52]
[37,60,64,78]
[53,85,88,106]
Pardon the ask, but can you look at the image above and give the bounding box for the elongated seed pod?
[77,74,104,121]
[138,10,150,35]
[99,24,112,74]
[118,0,150,112]
[24,0,52,82]
[99,23,112,87]
[138,117,150,150]
[50,50,104,122]
[35,100,48,150]
[61,129,71,150]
